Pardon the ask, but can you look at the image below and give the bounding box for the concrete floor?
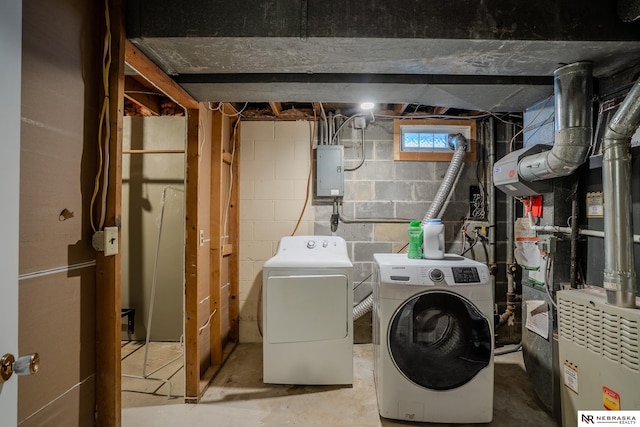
[121,342,558,427]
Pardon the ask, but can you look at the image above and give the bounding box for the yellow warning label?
[602,386,620,410]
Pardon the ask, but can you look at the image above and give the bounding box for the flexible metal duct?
[352,136,468,320]
[602,77,640,308]
[422,134,468,223]
[518,62,593,181]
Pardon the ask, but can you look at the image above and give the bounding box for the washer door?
[388,290,492,390]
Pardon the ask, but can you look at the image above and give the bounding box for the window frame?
[393,118,477,162]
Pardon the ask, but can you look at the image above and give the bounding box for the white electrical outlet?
[104,226,118,256]
[463,220,490,240]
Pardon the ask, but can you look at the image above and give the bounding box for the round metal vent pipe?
[518,61,593,181]
[602,76,640,308]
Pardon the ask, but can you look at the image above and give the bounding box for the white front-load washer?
[262,236,353,385]
[373,253,494,423]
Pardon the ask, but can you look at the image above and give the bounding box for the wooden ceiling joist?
[393,103,410,115]
[269,102,282,117]
[124,76,161,115]
[124,40,199,110]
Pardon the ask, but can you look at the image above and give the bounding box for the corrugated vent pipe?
[518,61,593,181]
[353,135,468,320]
[602,77,640,308]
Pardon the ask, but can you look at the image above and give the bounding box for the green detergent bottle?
[408,220,423,259]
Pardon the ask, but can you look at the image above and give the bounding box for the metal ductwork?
[518,61,593,181]
[602,77,640,308]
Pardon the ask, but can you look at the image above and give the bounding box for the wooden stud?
[210,110,224,366]
[95,0,124,425]
[228,121,241,342]
[184,108,201,401]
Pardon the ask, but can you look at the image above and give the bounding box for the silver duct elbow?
[602,77,640,308]
[518,62,593,181]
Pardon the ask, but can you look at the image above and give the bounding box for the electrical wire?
[461,233,479,256]
[508,96,552,152]
[222,119,240,243]
[207,102,249,118]
[544,254,557,309]
[344,127,366,171]
[89,0,112,233]
[330,113,363,145]
[290,113,317,236]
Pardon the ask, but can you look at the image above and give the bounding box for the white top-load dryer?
[262,235,353,385]
[373,253,494,423]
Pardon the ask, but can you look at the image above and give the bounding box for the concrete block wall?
[239,121,315,342]
[239,118,517,344]
[314,119,487,304]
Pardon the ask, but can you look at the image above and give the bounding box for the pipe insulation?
[602,76,640,308]
[518,62,593,181]
[352,135,468,320]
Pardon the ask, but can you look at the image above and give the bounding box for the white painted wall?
[239,121,315,342]
[0,0,21,423]
[122,117,186,341]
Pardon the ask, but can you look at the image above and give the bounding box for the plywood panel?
[20,0,103,424]
[19,375,95,427]
[20,0,100,273]
[18,268,96,421]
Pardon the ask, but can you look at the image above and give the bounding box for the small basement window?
[394,119,477,162]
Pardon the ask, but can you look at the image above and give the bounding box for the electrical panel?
[315,145,344,197]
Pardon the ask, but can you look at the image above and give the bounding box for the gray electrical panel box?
[494,144,553,197]
[315,145,344,197]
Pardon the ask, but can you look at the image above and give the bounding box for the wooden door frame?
[95,4,199,421]
[97,3,241,421]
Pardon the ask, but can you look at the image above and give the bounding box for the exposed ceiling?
[124,0,640,119]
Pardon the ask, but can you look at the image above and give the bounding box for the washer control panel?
[375,254,490,287]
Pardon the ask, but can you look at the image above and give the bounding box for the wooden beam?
[394,103,410,115]
[123,149,184,154]
[269,102,282,117]
[124,40,199,110]
[433,106,450,115]
[96,0,124,425]
[184,108,201,401]
[124,76,161,115]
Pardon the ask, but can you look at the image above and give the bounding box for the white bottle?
[423,218,445,259]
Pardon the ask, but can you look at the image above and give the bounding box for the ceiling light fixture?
[360,102,375,110]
